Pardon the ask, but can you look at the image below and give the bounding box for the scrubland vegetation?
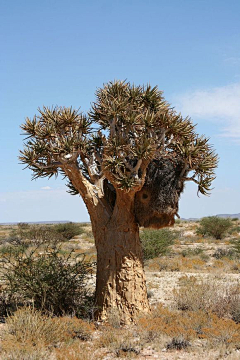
[0,218,239,359]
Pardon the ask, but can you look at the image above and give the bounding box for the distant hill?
[1,214,240,226]
[181,213,240,221]
[0,220,71,225]
[216,213,240,219]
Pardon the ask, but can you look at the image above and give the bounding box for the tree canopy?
[20,81,218,215]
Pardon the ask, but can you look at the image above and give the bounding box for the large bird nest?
[104,157,186,229]
[135,157,185,228]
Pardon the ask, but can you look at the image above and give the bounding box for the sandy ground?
[1,224,240,359]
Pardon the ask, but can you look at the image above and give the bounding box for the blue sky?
[1,0,240,222]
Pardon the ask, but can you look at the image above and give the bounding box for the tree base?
[94,221,150,324]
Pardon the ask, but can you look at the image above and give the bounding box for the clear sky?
[1,0,240,223]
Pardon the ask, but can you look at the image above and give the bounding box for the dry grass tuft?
[1,307,95,360]
[173,276,240,322]
[137,303,240,350]
[57,316,95,341]
[54,342,96,360]
[2,307,65,346]
[96,326,140,357]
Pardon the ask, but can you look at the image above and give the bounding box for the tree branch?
[179,160,189,179]
[110,118,116,138]
[33,161,62,169]
[133,159,142,174]
[63,162,112,219]
[182,176,199,185]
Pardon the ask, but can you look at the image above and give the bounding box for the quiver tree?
[20,81,218,323]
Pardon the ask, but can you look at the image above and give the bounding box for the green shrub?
[23,226,60,244]
[6,222,85,246]
[51,222,84,240]
[78,222,91,227]
[200,253,210,262]
[231,237,240,254]
[228,225,240,235]
[3,226,58,246]
[17,222,30,230]
[166,337,190,350]
[0,244,28,255]
[212,248,238,260]
[174,219,181,225]
[0,244,94,317]
[140,228,179,260]
[29,222,84,242]
[181,247,203,257]
[196,216,232,239]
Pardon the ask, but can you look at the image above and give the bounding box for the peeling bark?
[93,220,150,324]
[92,192,150,324]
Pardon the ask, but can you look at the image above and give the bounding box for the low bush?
[57,316,94,341]
[54,342,94,360]
[96,327,140,357]
[174,219,181,225]
[181,247,204,257]
[148,255,208,272]
[140,228,179,260]
[196,216,232,240]
[0,244,95,317]
[166,337,190,350]
[0,243,28,256]
[138,305,197,342]
[7,222,85,246]
[1,307,63,359]
[231,237,240,254]
[228,225,240,235]
[173,276,216,312]
[3,307,65,346]
[173,276,240,322]
[1,307,95,360]
[51,222,85,240]
[1,345,50,360]
[212,248,238,260]
[17,222,30,230]
[22,226,60,244]
[138,303,240,349]
[201,315,240,346]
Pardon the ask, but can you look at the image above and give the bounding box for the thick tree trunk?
[92,192,150,324]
